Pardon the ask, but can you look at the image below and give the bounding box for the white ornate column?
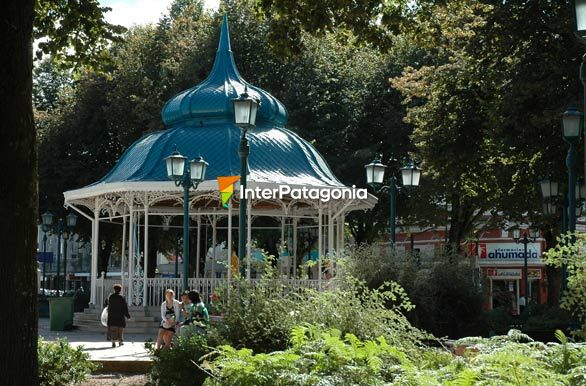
[131,209,144,306]
[121,212,127,288]
[246,200,252,280]
[211,214,217,279]
[328,205,335,279]
[90,197,99,305]
[196,215,202,278]
[318,206,323,291]
[281,215,286,276]
[328,205,334,256]
[143,194,149,307]
[337,213,345,254]
[127,201,134,303]
[292,217,298,277]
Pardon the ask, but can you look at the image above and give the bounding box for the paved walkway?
[38,317,151,362]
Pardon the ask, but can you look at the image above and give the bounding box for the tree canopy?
[35,0,586,248]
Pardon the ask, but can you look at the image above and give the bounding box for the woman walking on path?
[105,284,130,348]
[156,289,181,349]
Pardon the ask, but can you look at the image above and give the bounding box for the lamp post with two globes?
[164,150,208,290]
[40,211,78,296]
[512,227,539,306]
[232,89,259,273]
[364,157,422,245]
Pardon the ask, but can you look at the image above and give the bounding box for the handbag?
[101,306,108,327]
[162,315,176,329]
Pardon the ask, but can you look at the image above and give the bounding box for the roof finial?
[218,14,231,52]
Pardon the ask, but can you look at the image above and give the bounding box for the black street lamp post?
[562,108,583,235]
[41,211,53,297]
[41,211,77,296]
[364,157,421,245]
[164,149,208,291]
[62,230,69,291]
[513,227,539,307]
[62,212,77,292]
[539,177,586,295]
[233,89,259,274]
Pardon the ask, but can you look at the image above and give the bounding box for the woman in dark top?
[105,284,130,348]
[187,291,209,326]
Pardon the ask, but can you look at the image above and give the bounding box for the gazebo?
[64,15,375,307]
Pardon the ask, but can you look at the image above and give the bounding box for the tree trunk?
[0,1,38,384]
[447,194,480,253]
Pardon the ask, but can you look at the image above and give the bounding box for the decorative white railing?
[95,275,120,307]
[95,276,323,307]
[144,278,224,307]
[147,278,322,307]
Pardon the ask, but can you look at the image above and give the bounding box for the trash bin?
[48,297,75,331]
[38,297,50,318]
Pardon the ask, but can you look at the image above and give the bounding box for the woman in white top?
[155,289,181,349]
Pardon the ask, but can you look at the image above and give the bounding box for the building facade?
[394,226,548,315]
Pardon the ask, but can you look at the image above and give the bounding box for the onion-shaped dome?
[161,15,288,127]
[66,15,347,201]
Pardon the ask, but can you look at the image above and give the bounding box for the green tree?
[1,1,124,383]
[257,0,419,55]
[38,1,216,276]
[221,0,421,242]
[34,0,125,70]
[544,233,586,339]
[255,0,584,249]
[391,0,583,248]
[40,0,420,246]
[104,2,215,146]
[33,59,72,112]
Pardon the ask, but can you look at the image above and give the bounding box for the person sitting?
[176,290,194,335]
[155,289,181,349]
[179,291,209,335]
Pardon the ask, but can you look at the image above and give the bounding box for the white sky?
[100,0,220,27]
[34,0,220,61]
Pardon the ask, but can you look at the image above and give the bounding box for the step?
[74,316,159,325]
[76,325,159,335]
[81,309,149,317]
[74,313,156,323]
[74,321,159,331]
[73,318,158,327]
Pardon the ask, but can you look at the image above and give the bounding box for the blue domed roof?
[161,15,288,127]
[94,122,343,187]
[67,15,348,197]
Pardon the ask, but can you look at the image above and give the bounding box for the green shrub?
[544,233,586,340]
[342,244,487,338]
[445,330,586,386]
[298,276,431,350]
[146,328,226,386]
[38,338,98,386]
[213,275,297,353]
[519,304,576,339]
[202,327,586,386]
[202,324,415,386]
[213,264,431,354]
[478,306,515,336]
